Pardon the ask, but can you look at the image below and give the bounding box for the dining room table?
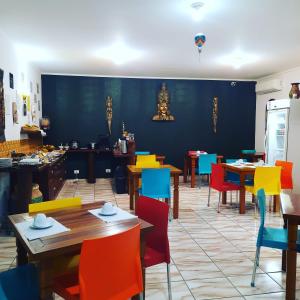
[183,151,223,188]
[127,164,182,219]
[221,162,280,214]
[8,202,154,300]
[280,192,300,300]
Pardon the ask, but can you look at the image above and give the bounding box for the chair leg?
[251,247,261,287]
[217,192,221,213]
[207,186,211,207]
[230,191,233,205]
[167,264,172,300]
[269,195,272,212]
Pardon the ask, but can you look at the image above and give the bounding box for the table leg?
[191,157,196,188]
[173,174,179,219]
[16,238,28,266]
[239,174,246,214]
[222,192,227,204]
[134,175,139,212]
[273,195,280,213]
[282,217,287,272]
[286,221,298,300]
[183,155,188,183]
[39,259,55,300]
[129,174,134,210]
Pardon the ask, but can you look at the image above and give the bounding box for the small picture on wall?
[9,73,14,89]
[36,83,39,94]
[12,102,18,124]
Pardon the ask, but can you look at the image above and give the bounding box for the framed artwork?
[12,102,18,124]
[9,73,14,89]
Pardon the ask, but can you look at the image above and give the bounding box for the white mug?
[33,213,47,227]
[102,202,114,214]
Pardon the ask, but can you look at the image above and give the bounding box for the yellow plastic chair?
[29,197,82,213]
[245,166,281,212]
[136,154,160,168]
[29,197,82,276]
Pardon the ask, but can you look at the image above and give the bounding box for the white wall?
[255,66,300,151]
[0,32,42,141]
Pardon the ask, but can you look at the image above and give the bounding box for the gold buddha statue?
[152,83,175,121]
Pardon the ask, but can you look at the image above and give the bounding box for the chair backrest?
[79,224,142,300]
[29,197,82,213]
[198,154,217,174]
[136,154,160,168]
[226,159,247,163]
[135,151,150,155]
[256,189,266,246]
[0,264,40,300]
[253,166,281,196]
[136,196,170,264]
[275,160,293,189]
[141,168,170,198]
[210,164,225,189]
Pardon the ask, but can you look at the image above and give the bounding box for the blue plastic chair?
[0,264,40,300]
[140,168,171,199]
[135,151,150,155]
[251,189,300,287]
[196,154,217,187]
[242,149,256,154]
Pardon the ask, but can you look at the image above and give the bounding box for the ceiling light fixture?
[97,41,143,65]
[218,50,259,69]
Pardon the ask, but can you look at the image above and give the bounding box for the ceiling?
[1,0,300,80]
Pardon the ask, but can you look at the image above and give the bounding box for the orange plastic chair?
[53,224,143,300]
[275,160,293,190]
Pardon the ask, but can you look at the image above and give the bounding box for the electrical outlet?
[105,169,111,173]
[74,170,79,174]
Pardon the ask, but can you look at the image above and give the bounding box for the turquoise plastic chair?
[241,149,256,154]
[135,151,150,155]
[196,154,217,187]
[251,189,300,287]
[0,264,40,300]
[140,168,171,199]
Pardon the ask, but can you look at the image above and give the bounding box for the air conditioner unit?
[255,79,282,95]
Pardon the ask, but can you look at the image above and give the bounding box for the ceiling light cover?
[218,50,259,69]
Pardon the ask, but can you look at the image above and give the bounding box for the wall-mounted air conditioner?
[255,79,282,95]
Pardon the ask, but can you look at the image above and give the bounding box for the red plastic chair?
[53,224,143,300]
[208,164,240,213]
[275,160,293,190]
[135,196,172,300]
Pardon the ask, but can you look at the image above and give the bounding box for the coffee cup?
[102,202,114,214]
[33,213,47,227]
[196,150,201,156]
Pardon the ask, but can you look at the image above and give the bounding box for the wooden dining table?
[127,164,182,219]
[8,202,154,300]
[183,151,223,188]
[221,163,280,214]
[280,192,300,300]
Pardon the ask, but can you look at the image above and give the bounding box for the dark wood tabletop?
[280,193,300,221]
[127,164,181,174]
[9,202,153,260]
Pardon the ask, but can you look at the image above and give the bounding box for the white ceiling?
[1,0,300,80]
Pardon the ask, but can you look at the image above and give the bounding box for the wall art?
[152,83,175,121]
[212,96,218,133]
[9,73,14,89]
[12,102,18,124]
[0,69,5,141]
[106,96,113,135]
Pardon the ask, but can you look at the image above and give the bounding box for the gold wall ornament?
[212,96,218,133]
[106,96,113,135]
[152,83,175,121]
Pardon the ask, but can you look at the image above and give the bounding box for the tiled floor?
[1,177,300,299]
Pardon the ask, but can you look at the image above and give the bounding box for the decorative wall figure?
[9,73,14,89]
[106,96,113,135]
[212,96,218,133]
[12,102,18,124]
[152,83,175,121]
[22,95,27,116]
[289,82,300,99]
[0,69,5,141]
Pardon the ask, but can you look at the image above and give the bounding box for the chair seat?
[261,228,300,251]
[212,182,240,192]
[144,246,168,268]
[53,273,79,300]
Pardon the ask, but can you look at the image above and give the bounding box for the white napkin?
[15,217,70,241]
[89,207,138,223]
[236,159,244,164]
[255,160,265,166]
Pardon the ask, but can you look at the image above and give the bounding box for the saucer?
[99,207,117,216]
[30,218,54,229]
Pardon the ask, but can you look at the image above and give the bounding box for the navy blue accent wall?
[42,75,256,179]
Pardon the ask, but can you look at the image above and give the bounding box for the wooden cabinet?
[37,155,66,201]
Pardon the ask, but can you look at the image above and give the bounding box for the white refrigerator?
[265,99,300,192]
